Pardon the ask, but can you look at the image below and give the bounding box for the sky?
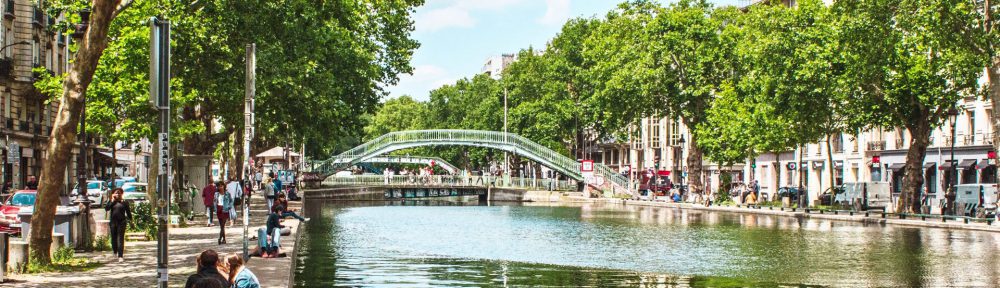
[387,0,748,102]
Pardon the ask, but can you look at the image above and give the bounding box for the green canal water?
[293,201,1000,287]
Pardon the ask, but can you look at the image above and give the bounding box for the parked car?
[0,190,36,235]
[113,177,137,189]
[777,187,805,201]
[121,182,149,203]
[70,180,110,206]
[819,186,845,206]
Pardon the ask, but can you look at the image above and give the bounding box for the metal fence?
[309,130,633,196]
[323,175,578,191]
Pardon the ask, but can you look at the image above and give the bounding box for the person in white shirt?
[225,178,242,223]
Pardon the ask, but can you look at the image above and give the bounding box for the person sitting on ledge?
[275,193,309,222]
[258,206,285,258]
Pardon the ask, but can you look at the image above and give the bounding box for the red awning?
[657,170,671,176]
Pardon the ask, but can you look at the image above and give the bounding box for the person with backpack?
[215,181,233,244]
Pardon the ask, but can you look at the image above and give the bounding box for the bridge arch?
[312,130,629,195]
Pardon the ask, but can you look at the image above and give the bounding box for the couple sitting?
[257,203,309,258]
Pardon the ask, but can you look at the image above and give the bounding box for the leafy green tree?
[834,0,988,213]
[587,0,736,195]
[364,95,428,140]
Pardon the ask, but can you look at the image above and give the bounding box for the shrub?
[93,235,111,251]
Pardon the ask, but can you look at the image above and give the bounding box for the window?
[668,119,681,146]
[982,165,998,184]
[650,119,661,149]
[31,37,39,67]
[3,27,10,58]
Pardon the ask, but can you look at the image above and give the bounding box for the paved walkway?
[2,197,303,288]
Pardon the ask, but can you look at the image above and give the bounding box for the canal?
[293,201,1000,287]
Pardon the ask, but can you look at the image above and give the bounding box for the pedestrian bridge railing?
[309,130,634,197]
[324,175,578,191]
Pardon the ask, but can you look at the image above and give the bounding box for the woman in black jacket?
[104,188,132,263]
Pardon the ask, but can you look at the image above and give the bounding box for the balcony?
[4,0,13,20]
[17,121,27,132]
[31,6,43,28]
[963,134,975,146]
[866,140,886,151]
[894,139,906,149]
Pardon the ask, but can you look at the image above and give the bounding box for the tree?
[587,0,736,195]
[31,0,131,265]
[834,0,987,213]
[364,95,428,140]
[699,0,845,200]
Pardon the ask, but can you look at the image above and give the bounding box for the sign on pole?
[581,159,594,184]
[6,143,18,163]
[150,17,171,288]
[242,43,256,260]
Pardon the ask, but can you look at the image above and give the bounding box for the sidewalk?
[2,197,304,288]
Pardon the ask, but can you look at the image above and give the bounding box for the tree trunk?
[30,0,123,265]
[686,133,704,195]
[825,134,835,206]
[899,120,932,214]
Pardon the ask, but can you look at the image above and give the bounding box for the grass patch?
[92,235,111,251]
[25,246,103,274]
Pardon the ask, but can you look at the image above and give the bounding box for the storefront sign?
[787,162,797,170]
[7,143,19,163]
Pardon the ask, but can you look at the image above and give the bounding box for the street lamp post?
[946,107,959,215]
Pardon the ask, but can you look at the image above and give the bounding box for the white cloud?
[390,65,456,101]
[416,7,475,32]
[539,0,570,26]
[415,0,525,33]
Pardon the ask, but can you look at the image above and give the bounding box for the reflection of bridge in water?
[310,130,633,196]
[325,175,578,199]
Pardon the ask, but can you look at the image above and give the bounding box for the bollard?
[865,211,869,217]
[921,215,926,221]
[964,218,969,224]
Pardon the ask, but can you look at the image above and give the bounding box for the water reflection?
[294,201,1000,287]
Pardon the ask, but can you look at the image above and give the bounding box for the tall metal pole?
[950,114,957,215]
[150,17,171,288]
[243,43,255,260]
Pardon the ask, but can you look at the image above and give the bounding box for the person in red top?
[202,181,216,227]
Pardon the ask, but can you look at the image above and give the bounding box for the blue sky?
[387,0,748,101]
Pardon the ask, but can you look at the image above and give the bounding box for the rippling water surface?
[293,201,1000,287]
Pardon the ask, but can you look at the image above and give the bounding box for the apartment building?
[0,0,109,192]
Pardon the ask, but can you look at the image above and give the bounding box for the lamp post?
[0,41,30,56]
[946,107,959,215]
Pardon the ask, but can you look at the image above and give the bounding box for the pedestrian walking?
[104,188,132,263]
[227,253,260,288]
[202,181,216,227]
[263,177,276,213]
[254,170,263,190]
[216,183,233,244]
[226,178,242,224]
[272,173,283,195]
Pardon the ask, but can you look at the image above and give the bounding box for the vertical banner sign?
[150,17,171,288]
[243,43,255,260]
[581,159,594,184]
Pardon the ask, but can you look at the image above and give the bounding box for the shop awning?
[923,162,935,169]
[887,163,905,170]
[657,170,671,176]
[958,159,977,169]
[96,152,130,165]
[939,160,955,170]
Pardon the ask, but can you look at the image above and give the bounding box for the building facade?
[0,0,109,194]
